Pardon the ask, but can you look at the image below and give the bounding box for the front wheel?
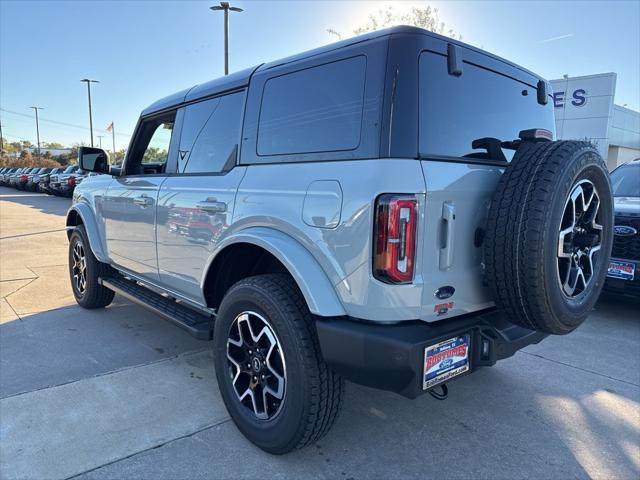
[213,274,344,454]
[68,225,115,309]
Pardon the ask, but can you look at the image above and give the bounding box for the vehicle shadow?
[0,299,207,399]
[0,186,70,217]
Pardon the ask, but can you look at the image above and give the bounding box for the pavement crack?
[64,418,232,480]
[0,228,67,240]
[520,350,640,387]
[4,276,38,300]
[0,348,210,400]
[0,276,38,282]
[3,298,23,322]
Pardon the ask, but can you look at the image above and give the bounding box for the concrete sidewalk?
[1,187,639,480]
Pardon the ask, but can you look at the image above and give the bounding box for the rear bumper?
[316,310,547,399]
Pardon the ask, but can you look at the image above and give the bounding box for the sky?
[1,0,639,149]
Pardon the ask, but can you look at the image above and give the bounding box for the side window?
[178,91,244,174]
[142,123,173,165]
[125,112,176,175]
[257,56,366,157]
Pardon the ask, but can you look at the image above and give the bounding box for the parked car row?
[0,165,89,197]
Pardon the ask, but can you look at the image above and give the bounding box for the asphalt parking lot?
[0,186,638,480]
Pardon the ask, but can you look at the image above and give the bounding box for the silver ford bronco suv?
[67,26,613,454]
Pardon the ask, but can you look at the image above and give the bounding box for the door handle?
[439,201,455,271]
[197,200,227,214]
[133,195,154,207]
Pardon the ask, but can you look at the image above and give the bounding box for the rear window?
[419,51,555,161]
[257,56,366,156]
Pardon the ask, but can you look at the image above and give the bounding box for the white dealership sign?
[550,73,617,159]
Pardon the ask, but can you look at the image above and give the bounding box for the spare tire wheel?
[485,140,613,335]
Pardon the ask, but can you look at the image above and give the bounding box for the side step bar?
[99,275,214,340]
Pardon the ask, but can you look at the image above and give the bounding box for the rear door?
[102,110,178,280]
[156,90,246,303]
[417,47,556,320]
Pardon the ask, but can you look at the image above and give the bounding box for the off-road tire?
[485,141,613,335]
[213,274,344,454]
[68,225,115,309]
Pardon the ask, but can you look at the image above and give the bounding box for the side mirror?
[78,147,110,174]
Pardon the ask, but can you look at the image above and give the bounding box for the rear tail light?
[374,194,418,284]
[67,176,76,187]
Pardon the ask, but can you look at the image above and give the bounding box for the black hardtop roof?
[141,25,545,117]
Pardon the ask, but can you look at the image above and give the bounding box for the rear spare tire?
[485,141,613,335]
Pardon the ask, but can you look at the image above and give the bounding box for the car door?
[156,91,246,304]
[102,110,179,281]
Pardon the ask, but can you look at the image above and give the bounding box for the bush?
[0,155,62,168]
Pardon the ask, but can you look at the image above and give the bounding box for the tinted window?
[142,121,174,165]
[179,92,244,173]
[611,164,640,197]
[257,56,366,156]
[419,52,555,161]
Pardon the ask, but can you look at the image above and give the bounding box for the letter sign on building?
[571,89,587,107]
[550,73,617,160]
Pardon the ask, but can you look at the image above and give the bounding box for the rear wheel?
[213,274,344,454]
[484,141,613,335]
[68,225,115,309]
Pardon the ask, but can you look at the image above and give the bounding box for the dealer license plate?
[423,334,470,390]
[607,260,635,281]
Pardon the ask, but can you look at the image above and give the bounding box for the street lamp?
[81,78,99,147]
[30,106,43,161]
[97,135,104,149]
[210,2,243,75]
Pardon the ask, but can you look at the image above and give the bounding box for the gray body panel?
[156,168,247,302]
[419,161,500,318]
[101,176,165,281]
[71,157,496,323]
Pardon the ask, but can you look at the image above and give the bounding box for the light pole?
[81,78,99,147]
[97,135,104,149]
[210,2,243,75]
[30,106,43,161]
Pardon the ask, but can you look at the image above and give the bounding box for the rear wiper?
[471,137,507,163]
[471,129,554,161]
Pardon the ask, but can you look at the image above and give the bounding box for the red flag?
[106,122,113,132]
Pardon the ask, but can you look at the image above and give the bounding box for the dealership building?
[550,73,640,170]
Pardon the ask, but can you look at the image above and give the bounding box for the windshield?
[63,166,76,173]
[611,164,640,197]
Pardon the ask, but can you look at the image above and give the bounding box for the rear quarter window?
[257,55,366,156]
[419,51,555,161]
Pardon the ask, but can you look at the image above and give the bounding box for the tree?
[111,149,127,165]
[350,5,461,40]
